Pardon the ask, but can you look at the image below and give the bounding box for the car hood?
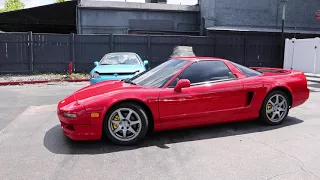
[92,64,144,73]
[73,80,143,101]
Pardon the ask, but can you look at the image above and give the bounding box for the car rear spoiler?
[249,67,292,74]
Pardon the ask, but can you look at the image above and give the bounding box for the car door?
[158,60,246,127]
[229,61,266,113]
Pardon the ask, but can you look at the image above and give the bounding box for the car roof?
[170,56,229,62]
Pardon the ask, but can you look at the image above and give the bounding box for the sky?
[0,0,198,9]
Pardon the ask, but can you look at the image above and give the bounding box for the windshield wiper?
[122,78,137,85]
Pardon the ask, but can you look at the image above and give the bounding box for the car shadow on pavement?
[44,116,303,155]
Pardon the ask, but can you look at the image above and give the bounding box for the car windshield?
[99,53,141,65]
[128,59,190,88]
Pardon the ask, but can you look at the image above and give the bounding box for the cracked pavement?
[0,82,320,180]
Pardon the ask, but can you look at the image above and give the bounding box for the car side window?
[168,60,236,87]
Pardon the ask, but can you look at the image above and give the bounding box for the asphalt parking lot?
[1,82,320,180]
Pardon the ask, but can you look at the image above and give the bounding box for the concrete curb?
[0,79,89,86]
[304,73,320,78]
[304,73,320,83]
[306,77,320,83]
[307,79,320,83]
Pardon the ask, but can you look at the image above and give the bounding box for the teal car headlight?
[91,72,100,78]
[134,70,141,76]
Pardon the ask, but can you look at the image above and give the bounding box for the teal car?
[90,52,149,84]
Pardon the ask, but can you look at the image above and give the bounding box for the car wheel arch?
[103,98,155,133]
[264,86,293,108]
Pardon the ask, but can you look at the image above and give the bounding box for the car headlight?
[63,112,77,118]
[134,70,140,76]
[91,72,100,78]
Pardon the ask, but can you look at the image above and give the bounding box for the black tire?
[259,90,290,125]
[103,102,149,145]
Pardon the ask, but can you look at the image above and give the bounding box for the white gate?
[283,37,320,74]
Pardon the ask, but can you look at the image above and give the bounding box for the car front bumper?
[90,74,135,84]
[57,108,102,141]
[57,95,103,141]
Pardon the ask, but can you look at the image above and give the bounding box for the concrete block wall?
[200,0,320,30]
[78,0,200,34]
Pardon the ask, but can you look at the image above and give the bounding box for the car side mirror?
[174,79,190,92]
[143,60,149,66]
[94,61,99,66]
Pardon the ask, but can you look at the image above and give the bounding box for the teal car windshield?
[128,59,190,88]
[99,53,141,65]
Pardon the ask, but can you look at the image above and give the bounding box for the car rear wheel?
[259,90,290,125]
[103,103,149,145]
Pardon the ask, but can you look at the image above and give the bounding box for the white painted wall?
[283,37,320,74]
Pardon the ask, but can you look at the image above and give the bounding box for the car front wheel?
[103,102,149,145]
[259,90,290,125]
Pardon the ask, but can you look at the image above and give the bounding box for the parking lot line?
[0,106,32,137]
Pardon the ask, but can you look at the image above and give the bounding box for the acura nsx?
[57,57,309,145]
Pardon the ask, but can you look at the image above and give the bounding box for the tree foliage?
[56,0,67,3]
[0,0,25,13]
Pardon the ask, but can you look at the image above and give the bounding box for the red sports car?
[57,57,309,145]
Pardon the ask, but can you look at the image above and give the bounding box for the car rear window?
[231,62,262,77]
